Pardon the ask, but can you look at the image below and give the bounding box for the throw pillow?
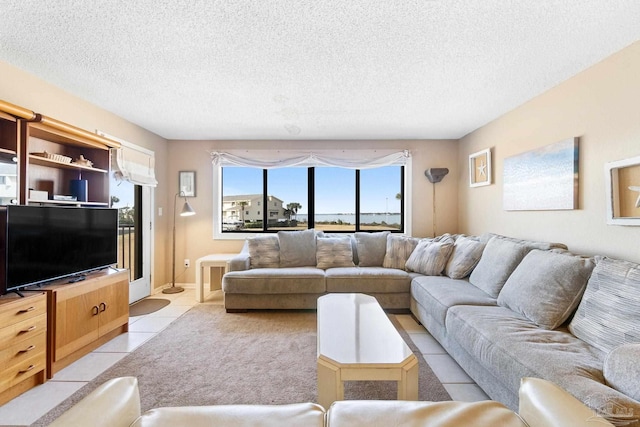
[382,234,420,270]
[469,236,532,298]
[497,249,595,329]
[355,231,390,267]
[568,257,640,353]
[278,229,317,267]
[316,236,356,269]
[444,236,486,279]
[405,237,455,276]
[603,344,640,401]
[247,235,280,268]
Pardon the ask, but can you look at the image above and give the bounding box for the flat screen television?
[0,205,118,295]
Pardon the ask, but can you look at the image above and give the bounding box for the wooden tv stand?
[39,268,129,378]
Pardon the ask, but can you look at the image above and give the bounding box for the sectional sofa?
[222,229,640,426]
[49,376,615,427]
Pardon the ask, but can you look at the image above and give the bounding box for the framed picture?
[605,155,640,225]
[469,148,492,187]
[179,171,196,197]
[503,138,579,211]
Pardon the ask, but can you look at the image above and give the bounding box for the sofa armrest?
[49,377,141,427]
[227,241,251,272]
[519,377,614,427]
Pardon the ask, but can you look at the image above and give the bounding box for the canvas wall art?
[503,138,579,211]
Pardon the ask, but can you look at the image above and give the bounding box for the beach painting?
[503,138,579,211]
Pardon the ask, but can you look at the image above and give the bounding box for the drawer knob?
[19,345,36,353]
[18,306,36,314]
[19,364,35,374]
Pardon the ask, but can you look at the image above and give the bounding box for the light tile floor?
[0,289,488,426]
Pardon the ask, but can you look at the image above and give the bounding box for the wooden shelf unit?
[0,292,47,405]
[20,120,113,206]
[39,268,129,378]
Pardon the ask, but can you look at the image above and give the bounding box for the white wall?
[458,41,640,263]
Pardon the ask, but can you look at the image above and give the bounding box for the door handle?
[99,302,107,312]
[92,305,99,316]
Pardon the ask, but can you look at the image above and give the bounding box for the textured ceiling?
[1,1,639,140]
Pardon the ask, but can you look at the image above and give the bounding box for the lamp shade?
[181,201,196,216]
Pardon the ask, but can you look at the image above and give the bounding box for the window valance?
[210,150,410,170]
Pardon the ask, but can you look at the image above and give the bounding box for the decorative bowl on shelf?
[31,151,72,164]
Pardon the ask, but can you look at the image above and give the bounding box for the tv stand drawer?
[0,293,47,405]
[0,295,47,327]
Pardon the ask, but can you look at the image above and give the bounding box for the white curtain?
[111,146,158,187]
[210,150,410,170]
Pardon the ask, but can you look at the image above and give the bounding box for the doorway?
[111,177,153,303]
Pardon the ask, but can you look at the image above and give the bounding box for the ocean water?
[295,213,401,224]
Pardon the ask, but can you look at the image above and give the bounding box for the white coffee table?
[317,293,418,408]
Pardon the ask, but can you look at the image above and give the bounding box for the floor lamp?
[425,168,449,238]
[163,191,196,294]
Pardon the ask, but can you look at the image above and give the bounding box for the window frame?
[213,160,413,240]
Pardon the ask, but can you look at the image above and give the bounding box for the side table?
[195,254,236,303]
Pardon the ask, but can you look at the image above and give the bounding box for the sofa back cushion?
[355,231,389,267]
[382,235,420,270]
[247,235,280,268]
[278,229,317,267]
[469,237,532,298]
[497,249,595,329]
[568,257,640,353]
[444,236,486,279]
[316,236,356,269]
[405,237,455,276]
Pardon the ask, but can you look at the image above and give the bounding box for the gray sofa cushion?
[354,231,389,267]
[247,235,280,268]
[325,267,411,293]
[410,276,497,326]
[604,344,640,401]
[382,235,420,270]
[469,237,532,298]
[222,267,326,294]
[444,236,486,279]
[316,236,355,269]
[497,250,595,330]
[405,237,455,276]
[278,229,317,267]
[569,257,640,353]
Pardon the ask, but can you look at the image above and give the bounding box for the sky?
[223,166,402,214]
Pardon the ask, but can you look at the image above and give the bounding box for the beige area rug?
[129,298,171,316]
[35,305,451,426]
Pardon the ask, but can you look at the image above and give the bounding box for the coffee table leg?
[398,357,419,401]
[317,359,343,408]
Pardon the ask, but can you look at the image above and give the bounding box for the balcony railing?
[118,224,135,281]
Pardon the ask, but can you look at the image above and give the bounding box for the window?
[221,165,404,233]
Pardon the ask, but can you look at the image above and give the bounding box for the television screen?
[2,205,118,294]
